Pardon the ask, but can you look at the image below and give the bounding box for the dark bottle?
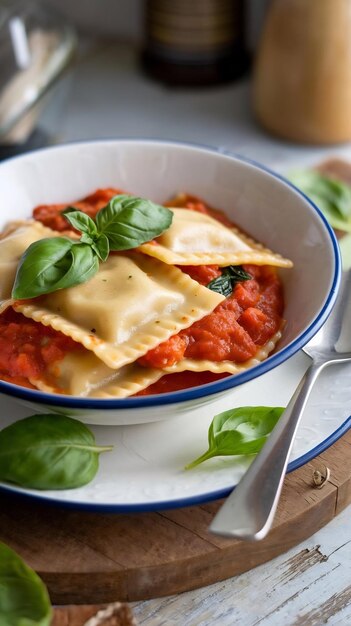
[142,0,249,86]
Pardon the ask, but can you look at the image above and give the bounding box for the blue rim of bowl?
[0,413,350,512]
[0,139,342,409]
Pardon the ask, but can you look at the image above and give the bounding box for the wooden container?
[253,0,351,144]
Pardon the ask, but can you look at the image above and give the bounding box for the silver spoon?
[209,269,350,541]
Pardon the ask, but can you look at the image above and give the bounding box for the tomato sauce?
[139,264,283,370]
[136,195,284,387]
[33,188,124,232]
[0,308,83,388]
[136,371,228,395]
[0,189,285,396]
[164,193,236,228]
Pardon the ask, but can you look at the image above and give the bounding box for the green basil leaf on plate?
[290,170,351,232]
[95,194,173,250]
[0,414,112,489]
[0,542,52,626]
[185,406,284,469]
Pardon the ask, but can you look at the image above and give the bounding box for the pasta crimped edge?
[14,252,225,370]
[139,208,293,267]
[31,361,165,399]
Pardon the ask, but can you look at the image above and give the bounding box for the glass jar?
[0,0,76,156]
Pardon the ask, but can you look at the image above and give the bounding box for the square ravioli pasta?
[0,220,60,312]
[13,251,225,369]
[0,188,292,397]
[138,208,293,268]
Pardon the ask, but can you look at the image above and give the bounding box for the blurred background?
[0,0,281,158]
[1,0,351,172]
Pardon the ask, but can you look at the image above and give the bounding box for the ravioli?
[14,251,224,370]
[33,351,164,398]
[0,221,59,312]
[139,208,293,267]
[0,189,292,398]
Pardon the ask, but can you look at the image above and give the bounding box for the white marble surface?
[42,41,351,625]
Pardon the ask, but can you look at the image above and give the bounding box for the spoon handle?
[209,360,325,540]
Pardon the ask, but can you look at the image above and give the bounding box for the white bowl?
[0,140,341,424]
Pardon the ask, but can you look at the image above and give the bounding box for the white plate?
[0,349,350,511]
[0,146,348,510]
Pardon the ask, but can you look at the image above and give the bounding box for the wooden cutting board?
[0,428,349,608]
[52,603,136,625]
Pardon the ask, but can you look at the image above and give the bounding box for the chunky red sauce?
[0,190,284,394]
[138,195,284,384]
[0,308,83,388]
[136,371,228,395]
[33,188,124,232]
[138,264,283,370]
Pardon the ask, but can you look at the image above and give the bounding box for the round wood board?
[0,429,350,608]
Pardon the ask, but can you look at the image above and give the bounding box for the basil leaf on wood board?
[95,194,173,250]
[0,414,112,489]
[207,266,252,297]
[185,406,284,469]
[0,541,52,626]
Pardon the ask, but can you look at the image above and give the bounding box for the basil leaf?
[0,542,52,626]
[14,195,174,298]
[95,194,173,250]
[52,243,99,291]
[12,239,100,299]
[12,237,74,299]
[64,210,98,237]
[207,265,252,297]
[207,272,233,297]
[92,233,109,261]
[227,266,253,282]
[80,232,94,245]
[290,170,351,232]
[0,414,112,489]
[61,205,78,216]
[185,406,284,469]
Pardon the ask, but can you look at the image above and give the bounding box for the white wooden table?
[44,41,351,626]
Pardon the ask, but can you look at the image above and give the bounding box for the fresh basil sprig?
[0,414,112,489]
[185,406,284,469]
[95,194,173,250]
[12,238,100,299]
[207,266,252,297]
[12,194,173,299]
[289,170,351,233]
[0,542,52,626]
